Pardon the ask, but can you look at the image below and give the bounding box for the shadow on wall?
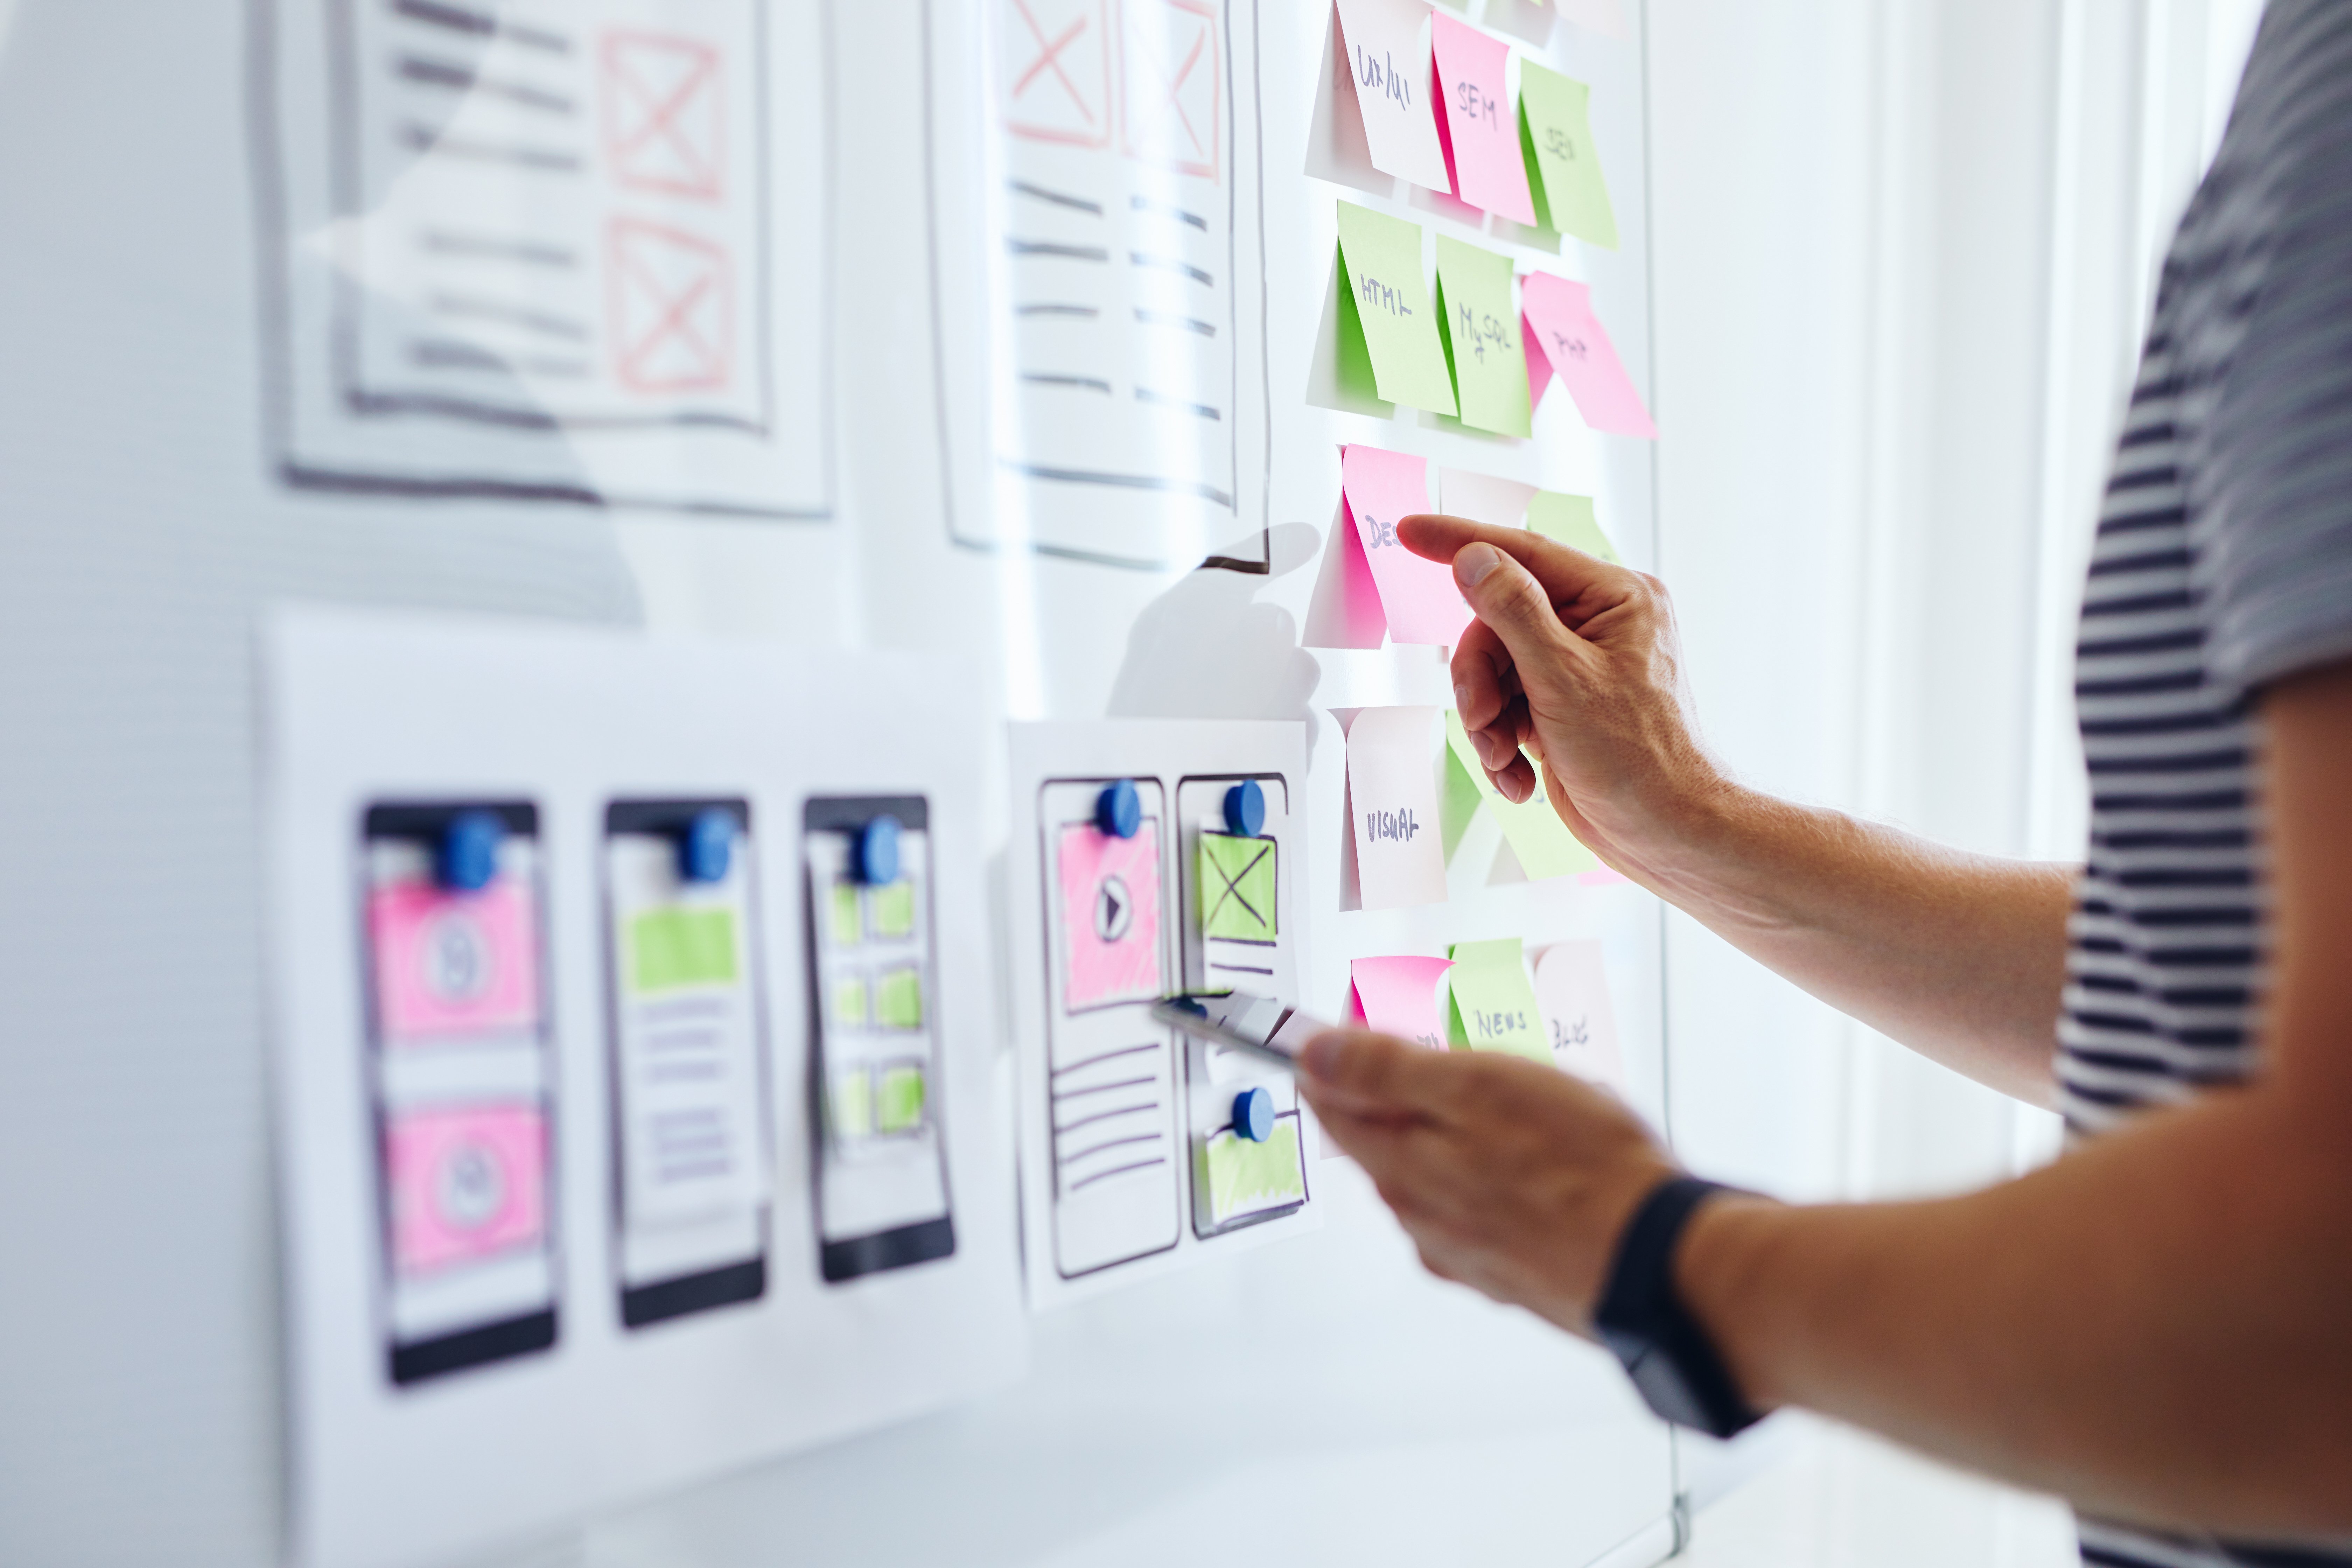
[1106,521,1323,749]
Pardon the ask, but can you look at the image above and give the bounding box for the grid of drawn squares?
[1000,0,1222,180]
[824,873,931,1140]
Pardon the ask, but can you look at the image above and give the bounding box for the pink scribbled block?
[1342,443,1472,647]
[1058,820,1163,1011]
[1430,12,1535,226]
[368,877,541,1041]
[384,1103,548,1276]
[1521,272,1657,438]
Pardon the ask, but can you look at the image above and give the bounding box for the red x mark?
[1012,0,1092,121]
[601,31,725,201]
[1121,0,1218,179]
[607,219,732,394]
[1003,0,1110,147]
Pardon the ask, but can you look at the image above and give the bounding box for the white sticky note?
[1532,940,1625,1092]
[1346,706,1448,910]
[1438,468,1538,530]
[1333,0,1452,191]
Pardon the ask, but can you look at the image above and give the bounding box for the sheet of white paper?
[1533,940,1627,1093]
[1346,706,1449,910]
[265,610,1024,1568]
[1006,720,1320,1308]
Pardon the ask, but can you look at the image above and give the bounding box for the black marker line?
[410,338,587,379]
[420,229,576,267]
[1068,1156,1169,1192]
[1208,963,1277,976]
[1008,239,1110,261]
[1010,179,1103,216]
[1060,1131,1166,1164]
[1049,1073,1159,1100]
[1129,252,1214,286]
[391,0,571,54]
[396,54,574,113]
[1021,372,1113,394]
[1051,1101,1162,1135]
[1016,303,1100,318]
[400,123,580,172]
[1134,387,1221,420]
[1130,194,1208,231]
[1003,461,1234,509]
[428,292,589,340]
[1132,307,1216,337]
[1052,1041,1162,1075]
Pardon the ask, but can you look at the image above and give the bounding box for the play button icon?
[1094,875,1133,944]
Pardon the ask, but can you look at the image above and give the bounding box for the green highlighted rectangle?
[1203,1118,1306,1225]
[1198,833,1278,943]
[628,906,739,993]
[1446,937,1551,1064]
[876,966,924,1030]
[827,881,862,947]
[876,1063,926,1133]
[833,1069,873,1140]
[1526,490,1619,563]
[868,878,916,939]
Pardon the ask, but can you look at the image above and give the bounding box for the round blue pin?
[437,810,504,893]
[1095,779,1142,840]
[680,808,735,884]
[855,814,902,886]
[1222,778,1266,838]
[1232,1086,1275,1143]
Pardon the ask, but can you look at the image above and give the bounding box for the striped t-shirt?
[2058,3,2352,1564]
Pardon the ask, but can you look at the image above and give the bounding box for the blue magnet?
[679,808,736,884]
[1095,779,1142,840]
[436,810,504,893]
[1232,1086,1275,1143]
[855,814,903,886]
[1222,778,1266,838]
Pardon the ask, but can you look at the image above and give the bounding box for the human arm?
[1299,660,2352,1534]
[1399,514,2073,1104]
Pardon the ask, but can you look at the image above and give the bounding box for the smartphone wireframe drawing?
[803,796,956,1282]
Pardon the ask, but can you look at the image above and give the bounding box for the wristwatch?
[1593,1176,1763,1438]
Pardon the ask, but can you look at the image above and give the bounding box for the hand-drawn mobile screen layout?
[259,0,829,517]
[358,802,558,1386]
[602,800,771,1328]
[803,798,957,1283]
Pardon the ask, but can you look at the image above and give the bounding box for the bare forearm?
[1610,780,2075,1103]
[1679,1091,2352,1533]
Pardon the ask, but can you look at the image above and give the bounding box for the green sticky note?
[827,881,862,947]
[1518,63,1619,249]
[629,906,738,993]
[1446,937,1550,1063]
[1202,1118,1306,1225]
[1444,710,1601,880]
[832,973,868,1028]
[1198,833,1277,943]
[1441,734,1485,861]
[876,1063,926,1134]
[1526,490,1619,562]
[1434,236,1532,438]
[1335,202,1458,416]
[876,966,924,1030]
[833,1069,873,1140]
[868,878,916,939]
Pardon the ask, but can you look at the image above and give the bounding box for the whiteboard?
[0,0,1678,1562]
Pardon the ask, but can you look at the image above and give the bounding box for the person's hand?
[1296,1028,1683,1337]
[1396,515,1724,881]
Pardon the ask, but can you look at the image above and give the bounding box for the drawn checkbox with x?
[607,218,732,394]
[1002,0,1111,147]
[1198,833,1276,945]
[1121,0,1218,179]
[601,30,726,201]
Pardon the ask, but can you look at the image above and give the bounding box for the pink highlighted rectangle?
[368,877,542,1041]
[1521,272,1657,438]
[1341,444,1471,647]
[1348,955,1454,1050]
[1058,820,1163,1011]
[383,1103,549,1276]
[1430,12,1535,226]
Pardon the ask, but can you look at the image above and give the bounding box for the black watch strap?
[1593,1176,1762,1439]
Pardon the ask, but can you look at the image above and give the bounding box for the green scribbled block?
[876,1063,926,1134]
[1446,937,1552,1064]
[827,881,863,947]
[1435,235,1532,438]
[832,974,868,1028]
[868,878,916,939]
[1203,1118,1306,1225]
[876,966,924,1030]
[629,906,738,993]
[1518,62,1619,250]
[1198,833,1278,943]
[1526,490,1620,563]
[1335,202,1458,416]
[833,1069,873,1140]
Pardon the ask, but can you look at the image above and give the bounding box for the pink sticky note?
[1429,13,1535,226]
[1346,706,1449,911]
[369,877,542,1041]
[1532,941,1626,1093]
[384,1103,548,1276]
[1348,956,1455,1050]
[1057,820,1164,1011]
[1520,272,1657,438]
[1341,444,1472,646]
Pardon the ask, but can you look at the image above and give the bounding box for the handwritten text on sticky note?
[1335,202,1458,415]
[1341,444,1472,646]
[1522,271,1656,438]
[1430,12,1535,226]
[1334,0,1450,190]
[1346,706,1449,911]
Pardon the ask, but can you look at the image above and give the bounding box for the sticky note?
[1446,938,1549,1063]
[1521,271,1657,438]
[1058,821,1163,1011]
[832,974,868,1028]
[1434,236,1532,437]
[384,1103,547,1275]
[1518,62,1617,248]
[827,881,862,947]
[1335,202,1458,415]
[876,1063,926,1133]
[1552,0,1631,40]
[1445,709,1601,879]
[1438,467,1536,529]
[1202,1118,1306,1224]
[1429,12,1535,226]
[628,906,738,993]
[1533,940,1627,1092]
[1526,489,1619,562]
[876,966,924,1030]
[1347,955,1454,1049]
[868,879,916,939]
[1199,832,1278,943]
[1340,444,1472,646]
[1334,0,1450,190]
[833,1069,873,1139]
[1346,706,1449,911]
